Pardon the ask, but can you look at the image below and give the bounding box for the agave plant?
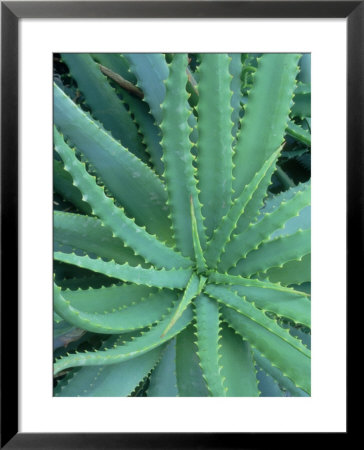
[53,53,311,397]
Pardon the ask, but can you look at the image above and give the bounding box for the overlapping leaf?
[54,53,310,397]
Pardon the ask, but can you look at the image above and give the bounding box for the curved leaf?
[61,53,147,162]
[54,127,192,270]
[54,300,193,375]
[221,304,310,394]
[54,83,172,242]
[231,229,311,277]
[54,252,193,289]
[54,211,147,267]
[219,182,310,271]
[56,344,164,397]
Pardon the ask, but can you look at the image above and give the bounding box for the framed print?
[1,1,358,447]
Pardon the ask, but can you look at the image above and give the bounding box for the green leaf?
[119,90,164,176]
[147,340,178,397]
[253,348,309,397]
[263,253,311,286]
[53,83,172,242]
[205,284,310,357]
[286,120,311,146]
[54,259,111,283]
[233,283,309,327]
[190,196,207,273]
[62,284,155,313]
[123,53,168,124]
[54,160,92,214]
[54,312,64,324]
[255,368,284,397]
[260,181,310,214]
[205,147,281,268]
[186,65,199,109]
[91,53,137,84]
[207,273,310,328]
[197,54,234,238]
[231,229,311,277]
[54,127,192,270]
[56,286,176,334]
[232,53,300,198]
[60,53,147,162]
[161,53,205,256]
[219,182,310,271]
[175,323,209,397]
[161,273,204,337]
[54,211,147,267]
[219,322,259,396]
[228,53,243,139]
[219,303,310,394]
[194,294,227,396]
[286,324,311,350]
[54,282,176,334]
[270,206,310,239]
[54,300,194,374]
[54,252,193,289]
[298,54,311,84]
[291,91,311,119]
[91,54,165,176]
[56,343,164,397]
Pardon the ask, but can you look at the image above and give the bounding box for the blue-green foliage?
[53,53,311,397]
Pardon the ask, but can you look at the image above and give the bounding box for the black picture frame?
[1,1,357,448]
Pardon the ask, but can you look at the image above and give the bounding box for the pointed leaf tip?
[190,197,206,273]
[161,273,201,338]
